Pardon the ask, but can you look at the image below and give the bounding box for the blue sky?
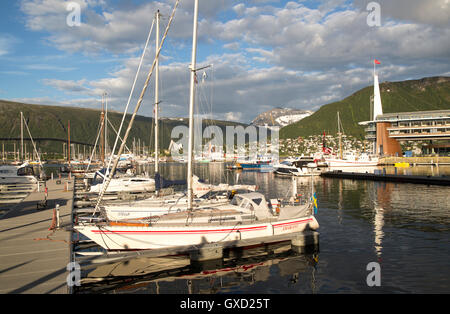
[1,0,449,123]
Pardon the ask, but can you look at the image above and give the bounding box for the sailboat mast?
[100,94,105,165]
[337,111,342,159]
[187,0,199,210]
[105,92,108,158]
[20,111,23,162]
[154,10,160,174]
[68,120,71,165]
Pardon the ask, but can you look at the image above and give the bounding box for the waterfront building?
[359,71,450,156]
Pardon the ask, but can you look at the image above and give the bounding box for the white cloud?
[0,34,20,56]
[224,111,242,122]
[24,64,77,72]
[42,78,92,93]
[353,0,450,27]
[14,0,450,124]
[210,2,450,72]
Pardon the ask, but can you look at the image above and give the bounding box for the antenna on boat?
[337,111,343,160]
[20,112,24,162]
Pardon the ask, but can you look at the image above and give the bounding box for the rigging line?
[106,119,132,154]
[94,0,181,215]
[85,115,104,173]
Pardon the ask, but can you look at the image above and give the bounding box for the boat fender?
[270,199,280,215]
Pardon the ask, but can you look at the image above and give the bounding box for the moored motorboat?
[0,162,38,185]
[274,157,322,177]
[239,157,273,171]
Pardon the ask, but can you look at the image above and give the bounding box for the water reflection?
[68,162,450,293]
[75,243,319,294]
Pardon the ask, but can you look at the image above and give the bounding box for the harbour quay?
[0,178,74,294]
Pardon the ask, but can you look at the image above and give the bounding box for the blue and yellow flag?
[312,192,318,214]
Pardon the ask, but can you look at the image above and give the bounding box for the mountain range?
[280,76,450,139]
[0,76,448,155]
[0,100,247,155]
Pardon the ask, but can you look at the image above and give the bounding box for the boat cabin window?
[17,167,34,176]
[231,195,247,207]
[231,195,258,211]
[241,199,254,210]
[252,198,263,205]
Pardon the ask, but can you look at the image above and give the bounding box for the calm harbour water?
[74,163,450,294]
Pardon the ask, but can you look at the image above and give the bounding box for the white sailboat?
[75,0,319,251]
[324,112,379,167]
[85,95,155,193]
[101,174,256,221]
[0,112,43,185]
[88,168,155,193]
[77,190,319,251]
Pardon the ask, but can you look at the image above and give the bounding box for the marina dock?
[321,170,450,186]
[1,175,320,293]
[0,179,74,294]
[378,156,450,166]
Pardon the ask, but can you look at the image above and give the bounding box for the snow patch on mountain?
[251,108,313,127]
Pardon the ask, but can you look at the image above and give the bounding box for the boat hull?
[326,159,378,167]
[0,176,38,185]
[75,216,319,251]
[89,179,155,193]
